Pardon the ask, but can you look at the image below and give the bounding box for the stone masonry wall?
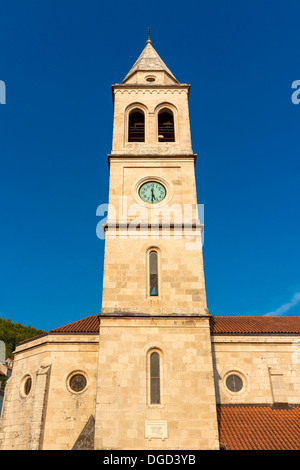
[0,334,99,450]
[212,335,300,405]
[94,315,220,450]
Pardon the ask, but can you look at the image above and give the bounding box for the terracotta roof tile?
[217,405,300,450]
[17,315,300,346]
[211,316,300,335]
[17,315,100,345]
[50,314,300,335]
[48,315,100,334]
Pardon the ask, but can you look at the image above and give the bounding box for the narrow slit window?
[158,110,175,142]
[128,110,145,142]
[149,251,158,297]
[150,352,160,404]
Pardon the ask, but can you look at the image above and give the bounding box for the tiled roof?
[48,315,100,334]
[210,316,300,335]
[217,405,300,450]
[49,314,300,335]
[17,314,300,346]
[17,315,100,345]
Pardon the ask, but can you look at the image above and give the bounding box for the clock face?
[139,181,166,204]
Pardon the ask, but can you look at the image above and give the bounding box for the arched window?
[128,109,145,142]
[149,250,158,297]
[150,351,160,404]
[158,109,175,142]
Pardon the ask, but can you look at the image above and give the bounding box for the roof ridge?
[210,315,300,335]
[17,314,300,347]
[49,314,100,333]
[217,403,300,408]
[16,314,100,346]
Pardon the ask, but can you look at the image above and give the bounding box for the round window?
[68,373,87,393]
[24,376,32,395]
[145,75,156,83]
[225,374,243,393]
[20,375,32,398]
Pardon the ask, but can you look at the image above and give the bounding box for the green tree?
[0,317,45,359]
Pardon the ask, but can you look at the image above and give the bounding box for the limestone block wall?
[212,335,300,405]
[101,235,207,315]
[124,71,177,86]
[94,315,220,450]
[0,334,99,450]
[111,86,193,155]
[101,156,205,316]
[107,157,199,219]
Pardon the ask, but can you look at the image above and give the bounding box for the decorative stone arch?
[145,245,161,299]
[145,346,164,406]
[124,102,148,144]
[154,102,178,143]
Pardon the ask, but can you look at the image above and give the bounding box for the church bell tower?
[94,32,219,450]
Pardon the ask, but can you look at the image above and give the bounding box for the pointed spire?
[122,33,178,84]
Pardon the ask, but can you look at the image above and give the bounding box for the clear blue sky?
[0,0,299,331]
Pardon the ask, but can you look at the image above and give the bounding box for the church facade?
[0,37,299,451]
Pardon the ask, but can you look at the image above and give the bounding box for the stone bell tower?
[94,32,219,450]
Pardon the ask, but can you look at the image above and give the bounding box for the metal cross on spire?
[146,27,152,44]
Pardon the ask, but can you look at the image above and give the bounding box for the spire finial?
[146,27,152,44]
